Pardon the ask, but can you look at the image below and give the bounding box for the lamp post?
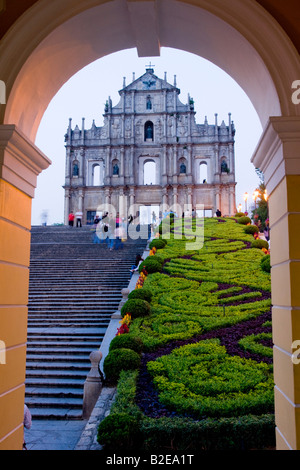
[238,203,242,213]
[252,190,259,211]
[243,192,248,213]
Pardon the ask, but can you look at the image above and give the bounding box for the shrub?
[235,212,245,217]
[237,216,252,225]
[97,412,142,450]
[109,334,143,354]
[141,414,275,451]
[139,256,164,274]
[149,239,167,250]
[121,298,151,319]
[103,348,141,383]
[251,239,269,250]
[244,224,259,235]
[128,287,153,303]
[261,254,271,273]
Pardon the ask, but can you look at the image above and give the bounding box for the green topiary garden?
[98,217,274,451]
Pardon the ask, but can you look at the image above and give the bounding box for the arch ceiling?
[1,0,300,142]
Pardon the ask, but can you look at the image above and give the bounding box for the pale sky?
[32,47,263,225]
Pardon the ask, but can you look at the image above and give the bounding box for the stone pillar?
[130,146,134,185]
[64,189,70,225]
[0,125,50,450]
[173,145,178,184]
[252,117,300,450]
[105,147,111,185]
[187,145,192,176]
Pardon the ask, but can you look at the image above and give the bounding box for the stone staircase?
[25,225,147,420]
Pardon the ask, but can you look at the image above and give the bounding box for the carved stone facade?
[64,67,236,224]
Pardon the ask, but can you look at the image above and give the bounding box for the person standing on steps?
[75,210,83,227]
[68,211,75,227]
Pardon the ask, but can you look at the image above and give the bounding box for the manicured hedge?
[109,334,144,354]
[237,216,252,225]
[128,287,153,303]
[103,348,141,383]
[261,254,271,273]
[121,298,151,319]
[97,370,275,451]
[244,224,259,235]
[138,256,164,274]
[251,239,269,250]
[149,239,167,250]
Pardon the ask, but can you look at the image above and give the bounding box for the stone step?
[26,396,83,408]
[26,386,84,398]
[26,354,90,363]
[25,225,147,420]
[25,408,83,420]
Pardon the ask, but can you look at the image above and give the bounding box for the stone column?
[0,125,50,450]
[252,116,300,450]
[130,146,134,185]
[187,144,192,176]
[64,189,70,225]
[105,147,111,185]
[173,145,178,184]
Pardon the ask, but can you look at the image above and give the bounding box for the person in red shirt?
[68,211,75,226]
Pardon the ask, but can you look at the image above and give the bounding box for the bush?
[237,216,252,225]
[244,224,259,235]
[235,212,245,217]
[128,287,153,303]
[149,239,167,250]
[103,348,141,383]
[121,298,151,319]
[109,334,143,354]
[139,256,164,274]
[251,239,269,250]
[261,254,271,273]
[141,414,275,451]
[97,412,142,450]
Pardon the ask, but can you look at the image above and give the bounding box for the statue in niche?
[221,160,229,173]
[113,164,119,176]
[73,162,79,176]
[180,162,186,174]
[146,95,152,110]
[145,122,153,140]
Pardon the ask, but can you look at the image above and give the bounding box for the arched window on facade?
[221,158,229,173]
[199,161,208,184]
[92,161,104,186]
[144,160,156,185]
[144,121,154,141]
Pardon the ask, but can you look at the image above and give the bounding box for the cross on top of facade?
[146,61,155,71]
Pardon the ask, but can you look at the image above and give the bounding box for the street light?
[243,192,248,213]
[238,203,242,213]
[252,190,259,210]
[264,189,268,201]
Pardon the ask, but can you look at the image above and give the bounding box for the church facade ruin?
[64,67,236,224]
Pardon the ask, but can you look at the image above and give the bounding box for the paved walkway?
[24,386,116,450]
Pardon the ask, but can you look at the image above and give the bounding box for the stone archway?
[1,0,300,450]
